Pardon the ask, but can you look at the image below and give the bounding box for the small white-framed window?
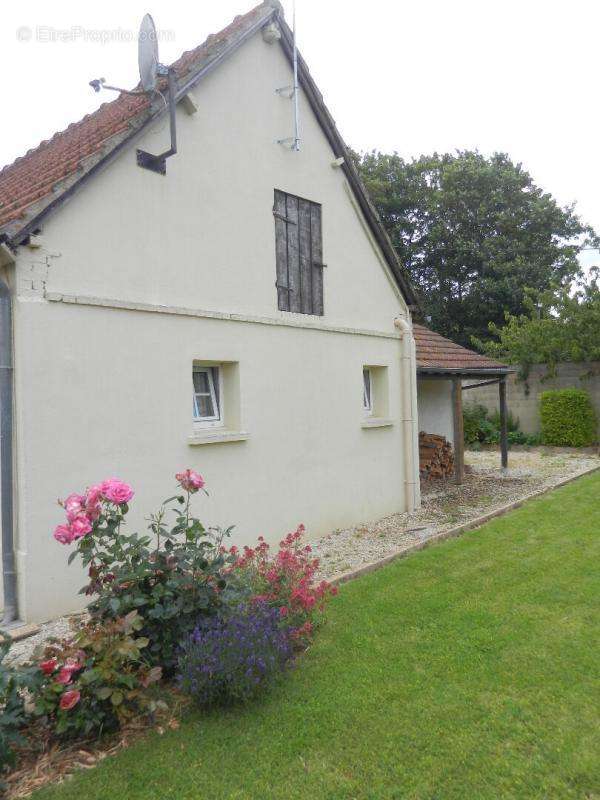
[363,368,373,415]
[193,366,222,427]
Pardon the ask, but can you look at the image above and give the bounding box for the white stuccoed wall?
[10,28,417,622]
[416,379,454,444]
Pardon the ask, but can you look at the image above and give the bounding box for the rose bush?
[33,611,163,739]
[53,471,233,672]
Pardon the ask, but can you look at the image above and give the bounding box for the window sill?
[188,430,250,446]
[361,417,394,429]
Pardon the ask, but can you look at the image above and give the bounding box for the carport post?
[499,376,508,470]
[452,378,464,484]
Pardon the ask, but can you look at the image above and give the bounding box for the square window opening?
[361,365,390,421]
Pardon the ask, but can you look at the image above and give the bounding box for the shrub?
[223,526,337,643]
[0,634,43,785]
[462,404,539,447]
[463,404,489,445]
[53,472,232,673]
[177,602,292,706]
[507,430,540,446]
[32,611,163,739]
[540,389,598,447]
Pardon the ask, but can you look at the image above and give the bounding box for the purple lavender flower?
[177,602,292,705]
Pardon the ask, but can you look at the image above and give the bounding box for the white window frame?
[193,366,223,428]
[363,368,373,415]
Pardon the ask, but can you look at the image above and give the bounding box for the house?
[0,1,422,625]
[414,324,512,481]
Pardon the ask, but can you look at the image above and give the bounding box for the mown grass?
[34,471,600,799]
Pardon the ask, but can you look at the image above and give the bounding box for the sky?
[2,0,600,268]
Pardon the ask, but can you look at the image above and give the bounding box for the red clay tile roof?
[413,323,508,373]
[0,3,270,236]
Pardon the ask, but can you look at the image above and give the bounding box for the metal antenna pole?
[292,0,300,151]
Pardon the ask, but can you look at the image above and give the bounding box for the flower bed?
[0,470,336,791]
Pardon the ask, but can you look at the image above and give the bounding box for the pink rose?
[175,469,205,494]
[56,667,74,685]
[63,493,85,517]
[56,659,83,685]
[85,485,103,506]
[84,485,103,520]
[53,524,74,545]
[40,658,58,676]
[59,689,81,710]
[70,515,92,539]
[101,478,134,505]
[85,502,101,522]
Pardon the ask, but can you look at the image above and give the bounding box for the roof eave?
[417,366,514,377]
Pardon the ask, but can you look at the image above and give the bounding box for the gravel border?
[327,461,600,586]
[313,451,600,581]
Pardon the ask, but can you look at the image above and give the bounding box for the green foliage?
[74,494,232,673]
[463,404,490,445]
[463,403,539,446]
[478,277,600,379]
[0,634,43,784]
[355,150,597,347]
[540,389,597,446]
[33,611,163,740]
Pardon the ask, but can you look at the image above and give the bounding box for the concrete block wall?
[464,363,600,435]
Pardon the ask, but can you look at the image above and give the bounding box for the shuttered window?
[273,189,324,315]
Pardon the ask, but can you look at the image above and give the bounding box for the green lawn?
[34,471,600,800]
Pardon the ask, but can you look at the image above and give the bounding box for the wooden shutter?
[274,190,323,316]
[309,201,324,315]
[274,190,290,311]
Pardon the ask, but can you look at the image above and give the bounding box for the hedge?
[540,389,598,447]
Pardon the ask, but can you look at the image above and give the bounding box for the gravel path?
[4,614,84,667]
[6,449,598,666]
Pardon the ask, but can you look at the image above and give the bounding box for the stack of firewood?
[419,432,455,480]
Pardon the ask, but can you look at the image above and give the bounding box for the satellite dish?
[89,13,178,174]
[138,14,159,92]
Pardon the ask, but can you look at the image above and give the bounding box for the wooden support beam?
[452,378,464,484]
[499,377,508,470]
[462,378,502,391]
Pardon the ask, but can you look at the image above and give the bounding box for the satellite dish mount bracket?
[136,66,178,175]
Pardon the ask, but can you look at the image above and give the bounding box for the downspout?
[0,262,17,624]
[394,316,421,513]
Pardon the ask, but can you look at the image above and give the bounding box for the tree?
[477,274,600,379]
[355,150,597,347]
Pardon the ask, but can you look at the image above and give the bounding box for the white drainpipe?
[394,316,420,513]
[0,244,17,624]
